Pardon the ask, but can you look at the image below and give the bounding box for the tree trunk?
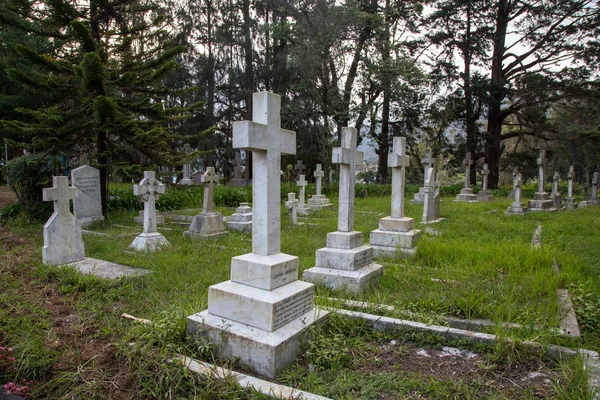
[463,2,477,185]
[377,0,391,183]
[242,0,253,179]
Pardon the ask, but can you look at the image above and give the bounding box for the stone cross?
[592,171,599,201]
[182,143,192,181]
[328,168,333,184]
[296,174,307,206]
[294,160,305,178]
[332,127,363,232]
[285,192,298,225]
[552,171,560,197]
[482,163,490,191]
[514,172,523,205]
[201,167,219,213]
[421,149,433,186]
[233,153,242,180]
[388,136,410,218]
[537,150,547,193]
[567,166,574,198]
[463,152,473,189]
[314,164,325,196]
[134,171,165,235]
[233,91,295,256]
[43,176,79,216]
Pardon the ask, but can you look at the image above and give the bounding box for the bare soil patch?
[0,187,17,208]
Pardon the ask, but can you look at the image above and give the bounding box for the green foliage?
[213,185,252,207]
[569,282,600,336]
[6,154,55,221]
[0,203,21,225]
[304,331,352,371]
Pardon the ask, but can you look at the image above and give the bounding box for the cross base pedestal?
[455,188,478,202]
[528,193,556,211]
[230,178,246,187]
[505,203,528,216]
[307,195,333,210]
[296,204,311,215]
[129,232,170,252]
[553,194,562,209]
[185,212,228,238]
[477,191,494,201]
[587,200,599,206]
[564,198,578,210]
[410,188,425,204]
[370,217,420,258]
[179,178,193,185]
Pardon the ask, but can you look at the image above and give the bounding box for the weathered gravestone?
[307,164,333,210]
[186,167,227,238]
[230,152,246,186]
[226,202,252,232]
[179,143,193,185]
[294,160,305,180]
[455,153,478,202]
[505,172,528,215]
[552,171,562,209]
[411,149,433,205]
[285,192,299,225]
[303,127,383,292]
[564,166,578,210]
[528,150,555,211]
[589,171,599,206]
[129,171,170,251]
[187,91,327,378]
[370,137,421,257]
[295,174,310,215]
[71,165,104,227]
[477,163,494,201]
[507,167,518,200]
[421,167,443,224]
[42,176,86,265]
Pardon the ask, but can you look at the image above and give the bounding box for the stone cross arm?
[233,121,295,155]
[314,164,324,178]
[332,147,363,166]
[421,149,433,165]
[202,168,219,184]
[593,172,599,185]
[463,153,472,167]
[43,176,79,214]
[537,150,547,166]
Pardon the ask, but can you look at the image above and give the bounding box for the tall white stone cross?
[44,176,79,215]
[567,166,574,198]
[233,91,295,256]
[297,174,307,206]
[514,172,523,204]
[333,127,363,232]
[421,149,433,186]
[537,150,547,193]
[285,192,298,224]
[314,164,325,196]
[482,163,490,191]
[389,136,410,218]
[233,153,242,180]
[463,153,473,189]
[552,171,560,196]
[295,160,305,178]
[134,171,165,235]
[202,167,219,213]
[182,143,192,181]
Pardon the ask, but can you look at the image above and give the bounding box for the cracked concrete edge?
[531,225,543,248]
[178,356,332,400]
[557,289,581,337]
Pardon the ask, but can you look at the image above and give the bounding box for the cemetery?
[1,0,600,398]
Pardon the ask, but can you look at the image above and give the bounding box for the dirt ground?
[0,186,17,208]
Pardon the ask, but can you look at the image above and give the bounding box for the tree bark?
[242,0,253,179]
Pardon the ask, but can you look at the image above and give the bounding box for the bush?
[6,154,56,221]
[0,204,21,226]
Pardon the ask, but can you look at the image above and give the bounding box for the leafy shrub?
[304,332,352,371]
[0,203,21,226]
[569,282,600,336]
[214,185,251,207]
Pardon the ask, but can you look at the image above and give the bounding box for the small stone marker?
[328,168,334,184]
[564,166,578,209]
[552,171,562,209]
[476,163,494,201]
[42,176,86,265]
[71,165,104,227]
[226,202,252,232]
[505,172,528,215]
[303,127,383,292]
[187,91,327,379]
[370,137,421,257]
[129,171,170,251]
[507,167,518,200]
[307,164,333,210]
[285,192,299,225]
[455,153,478,202]
[528,150,555,211]
[589,171,599,206]
[295,174,310,215]
[179,143,193,185]
[230,152,246,186]
[421,167,443,224]
[411,149,433,204]
[186,167,227,238]
[294,160,306,179]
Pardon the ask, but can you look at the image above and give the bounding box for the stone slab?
[476,191,494,201]
[71,165,104,228]
[187,308,329,379]
[302,263,383,293]
[179,178,193,185]
[528,199,555,211]
[326,231,363,250]
[370,229,421,251]
[227,220,252,232]
[208,280,314,331]
[533,192,550,201]
[66,257,151,279]
[315,245,373,271]
[186,212,228,238]
[230,253,299,290]
[557,289,581,337]
[371,244,417,258]
[43,214,86,266]
[378,216,414,232]
[129,232,170,252]
[454,193,478,202]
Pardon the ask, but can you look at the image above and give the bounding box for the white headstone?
[226,202,252,232]
[186,167,227,238]
[411,149,434,205]
[314,164,324,196]
[129,171,170,251]
[42,176,86,265]
[333,127,363,232]
[296,174,310,215]
[307,164,333,210]
[422,167,442,223]
[477,163,494,201]
[528,150,555,211]
[285,192,299,224]
[180,143,193,185]
[455,152,478,201]
[71,165,104,227]
[590,171,599,205]
[505,172,528,215]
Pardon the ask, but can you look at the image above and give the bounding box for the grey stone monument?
[226,202,252,232]
[411,149,433,205]
[179,143,193,185]
[285,192,299,225]
[589,171,599,206]
[129,171,170,251]
[230,152,246,186]
[307,164,333,210]
[421,167,443,224]
[303,127,383,292]
[294,160,306,179]
[507,167,518,200]
[71,165,104,227]
[455,153,478,202]
[528,150,555,211]
[552,171,562,209]
[564,166,578,210]
[477,163,494,201]
[187,91,327,378]
[370,137,421,257]
[42,176,86,265]
[505,172,528,215]
[185,167,227,238]
[295,174,310,215]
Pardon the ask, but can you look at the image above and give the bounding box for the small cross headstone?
[202,167,219,213]
[455,153,477,201]
[285,192,299,225]
[552,171,561,208]
[482,164,490,191]
[231,152,246,186]
[42,176,86,265]
[314,164,324,196]
[296,174,309,214]
[567,166,575,199]
[463,153,473,189]
[129,171,169,251]
[307,163,333,210]
[388,136,410,219]
[537,150,547,193]
[328,168,333,184]
[332,127,363,232]
[528,150,555,210]
[421,149,434,186]
[590,171,599,204]
[505,172,528,215]
[294,160,305,179]
[180,144,193,185]
[477,163,494,201]
[186,166,228,238]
